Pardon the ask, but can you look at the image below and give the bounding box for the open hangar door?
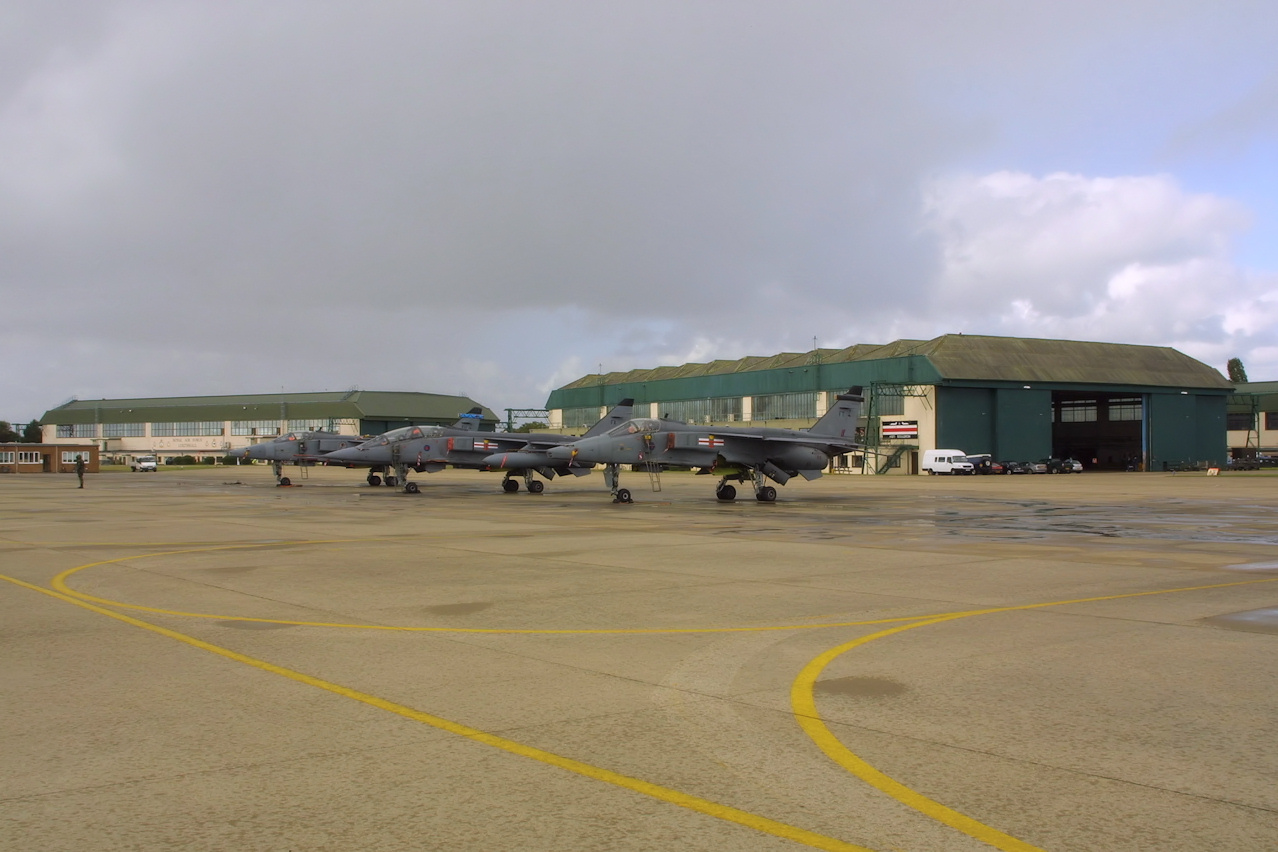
[1052,392,1143,470]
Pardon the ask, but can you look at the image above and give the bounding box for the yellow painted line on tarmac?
[791,577,1278,852]
[794,614,1046,852]
[1,573,874,852]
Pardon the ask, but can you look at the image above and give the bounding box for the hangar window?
[18,451,41,464]
[658,398,743,423]
[61,452,89,464]
[753,392,818,421]
[103,423,145,437]
[1108,398,1143,421]
[1227,413,1255,431]
[0,451,13,464]
[153,422,223,437]
[56,424,97,438]
[287,419,334,432]
[1266,412,1278,431]
[871,388,905,416]
[233,420,281,436]
[561,407,599,429]
[1057,399,1097,423]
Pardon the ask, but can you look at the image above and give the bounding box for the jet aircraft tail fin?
[581,398,635,438]
[806,387,864,440]
[452,407,486,431]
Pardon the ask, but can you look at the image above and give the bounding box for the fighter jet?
[322,400,634,493]
[227,431,367,486]
[541,388,864,503]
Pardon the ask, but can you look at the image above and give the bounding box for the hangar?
[39,391,498,464]
[545,334,1232,473]
[1226,381,1278,459]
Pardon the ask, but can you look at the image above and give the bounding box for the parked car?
[1064,458,1084,472]
[922,449,975,475]
[1000,460,1032,474]
[1039,458,1072,474]
[1028,460,1049,474]
[132,455,158,472]
[965,454,1005,475]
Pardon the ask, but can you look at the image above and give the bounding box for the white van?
[133,455,158,472]
[922,449,974,475]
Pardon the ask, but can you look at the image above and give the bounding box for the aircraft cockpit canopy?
[278,433,297,442]
[373,426,425,445]
[609,418,660,436]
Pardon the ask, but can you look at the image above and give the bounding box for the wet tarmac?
[3,466,1277,852]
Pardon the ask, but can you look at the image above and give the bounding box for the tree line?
[0,421,43,443]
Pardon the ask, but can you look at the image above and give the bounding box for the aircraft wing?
[721,433,860,451]
[519,437,574,449]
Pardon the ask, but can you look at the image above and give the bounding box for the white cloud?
[923,170,1278,377]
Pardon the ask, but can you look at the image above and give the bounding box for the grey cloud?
[3,2,1277,421]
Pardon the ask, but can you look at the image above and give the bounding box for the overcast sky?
[3,1,1276,422]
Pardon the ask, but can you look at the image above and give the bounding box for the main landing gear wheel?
[385,476,397,487]
[755,485,777,502]
[614,488,633,504]
[716,484,737,501]
[404,482,419,494]
[278,476,291,487]
[527,480,545,494]
[502,479,520,493]
[367,474,382,487]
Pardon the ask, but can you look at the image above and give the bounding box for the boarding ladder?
[642,461,662,492]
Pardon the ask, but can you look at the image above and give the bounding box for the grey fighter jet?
[322,400,634,493]
[228,431,366,486]
[542,389,864,503]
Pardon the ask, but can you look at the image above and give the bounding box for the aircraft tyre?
[405,482,419,494]
[716,485,737,501]
[527,480,545,494]
[385,476,397,487]
[614,488,633,504]
[502,479,520,493]
[367,474,382,487]
[756,486,777,502]
[278,476,291,487]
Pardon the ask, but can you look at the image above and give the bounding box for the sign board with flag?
[882,420,918,440]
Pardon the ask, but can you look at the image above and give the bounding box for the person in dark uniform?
[75,454,85,488]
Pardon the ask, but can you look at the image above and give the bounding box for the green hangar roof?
[546,334,1231,408]
[41,391,498,426]
[1228,381,1278,414]
[905,335,1232,387]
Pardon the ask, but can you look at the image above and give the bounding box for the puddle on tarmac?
[814,676,908,698]
[1222,561,1278,572]
[1202,608,1278,635]
[425,602,493,616]
[216,620,295,630]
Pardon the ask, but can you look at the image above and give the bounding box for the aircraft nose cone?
[227,447,248,459]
